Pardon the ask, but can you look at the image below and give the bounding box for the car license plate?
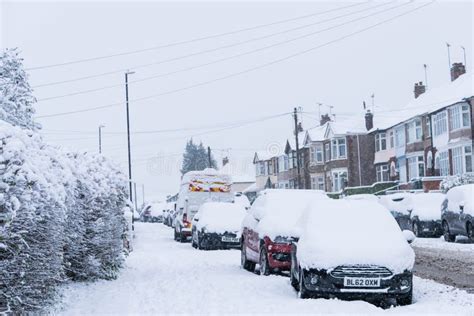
[222,236,239,243]
[344,277,380,288]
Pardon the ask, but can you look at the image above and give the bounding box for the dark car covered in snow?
[441,184,474,242]
[191,202,246,250]
[290,199,415,306]
[409,193,445,237]
[379,193,413,231]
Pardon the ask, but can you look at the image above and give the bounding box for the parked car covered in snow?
[234,192,251,210]
[141,202,165,223]
[441,184,474,242]
[290,199,415,306]
[379,193,412,231]
[240,189,328,275]
[409,193,445,237]
[191,202,246,250]
[174,169,233,242]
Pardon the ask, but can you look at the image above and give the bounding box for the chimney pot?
[365,110,374,131]
[414,81,426,99]
[451,62,466,82]
[320,114,331,126]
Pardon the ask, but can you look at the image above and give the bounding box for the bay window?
[435,151,449,176]
[325,143,330,161]
[331,170,348,192]
[331,138,347,159]
[376,164,389,182]
[310,145,323,163]
[408,155,424,180]
[407,119,422,143]
[452,145,473,174]
[433,111,447,136]
[311,176,325,191]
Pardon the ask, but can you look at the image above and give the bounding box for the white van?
[174,168,233,242]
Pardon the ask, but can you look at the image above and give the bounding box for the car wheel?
[412,221,420,237]
[466,222,473,240]
[259,246,271,276]
[443,221,456,242]
[197,233,204,250]
[179,230,186,243]
[397,287,413,306]
[241,242,255,272]
[173,228,178,241]
[298,268,310,299]
[192,232,197,248]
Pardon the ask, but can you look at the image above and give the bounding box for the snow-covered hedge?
[0,121,129,313]
[440,173,474,193]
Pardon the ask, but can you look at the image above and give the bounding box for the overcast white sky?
[1,0,472,201]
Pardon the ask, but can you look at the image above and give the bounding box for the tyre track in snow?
[413,245,474,294]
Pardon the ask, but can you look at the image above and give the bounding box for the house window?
[462,104,471,127]
[426,118,431,137]
[408,156,424,180]
[375,133,387,152]
[433,111,447,136]
[331,138,347,159]
[311,176,325,191]
[449,106,461,130]
[407,119,422,143]
[465,145,473,173]
[452,145,473,174]
[426,151,433,169]
[310,145,323,164]
[395,127,405,147]
[452,147,463,175]
[389,131,394,148]
[435,151,449,176]
[325,143,330,161]
[331,170,348,192]
[376,164,389,182]
[258,162,265,176]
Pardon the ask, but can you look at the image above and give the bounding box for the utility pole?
[98,124,105,154]
[293,107,302,189]
[142,184,145,206]
[461,46,467,68]
[208,146,212,168]
[125,71,135,203]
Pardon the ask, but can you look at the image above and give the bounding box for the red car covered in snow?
[240,189,328,275]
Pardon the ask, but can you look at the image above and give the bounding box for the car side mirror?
[459,202,465,213]
[402,230,416,244]
[194,218,199,222]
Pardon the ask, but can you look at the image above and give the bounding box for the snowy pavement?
[55,223,474,315]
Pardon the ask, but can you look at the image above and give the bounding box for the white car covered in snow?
[290,198,415,306]
[191,202,247,250]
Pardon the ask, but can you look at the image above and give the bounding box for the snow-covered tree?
[181,139,217,175]
[440,173,474,192]
[0,48,39,131]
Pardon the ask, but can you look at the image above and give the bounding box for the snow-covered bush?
[0,122,129,313]
[0,48,39,131]
[440,173,474,193]
[0,122,69,312]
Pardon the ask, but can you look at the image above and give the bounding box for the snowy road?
[55,223,474,315]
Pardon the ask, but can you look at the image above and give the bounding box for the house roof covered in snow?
[304,123,328,144]
[326,118,368,136]
[370,72,473,132]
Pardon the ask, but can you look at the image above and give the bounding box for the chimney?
[451,62,466,81]
[365,110,374,131]
[320,114,331,126]
[414,81,426,99]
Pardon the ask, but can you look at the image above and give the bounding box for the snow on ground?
[413,237,474,253]
[54,223,474,315]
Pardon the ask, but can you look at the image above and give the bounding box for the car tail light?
[183,214,191,228]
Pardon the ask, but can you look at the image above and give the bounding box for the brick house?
[303,113,376,192]
[370,66,473,190]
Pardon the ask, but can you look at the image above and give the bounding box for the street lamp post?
[125,71,135,203]
[98,124,105,154]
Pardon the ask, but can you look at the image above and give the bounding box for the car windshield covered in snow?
[447,184,474,216]
[245,189,329,239]
[296,199,415,274]
[379,193,413,216]
[194,202,247,233]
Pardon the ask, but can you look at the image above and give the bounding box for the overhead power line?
[32,1,379,90]
[36,2,433,119]
[36,1,396,101]
[25,2,365,71]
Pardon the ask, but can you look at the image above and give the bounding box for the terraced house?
[369,65,473,190]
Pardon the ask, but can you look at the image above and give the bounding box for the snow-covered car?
[191,202,246,250]
[141,202,165,223]
[410,193,445,237]
[241,189,328,275]
[290,198,415,306]
[441,184,474,242]
[343,194,380,202]
[234,192,251,210]
[379,193,413,231]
